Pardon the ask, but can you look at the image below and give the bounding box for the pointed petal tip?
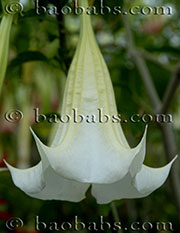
[134,155,178,195]
[30,127,39,142]
[3,160,18,174]
[134,125,148,151]
[130,125,148,176]
[141,124,148,143]
[4,160,45,194]
[3,159,11,169]
[143,124,148,137]
[30,127,48,150]
[172,154,178,162]
[30,127,51,168]
[30,127,49,150]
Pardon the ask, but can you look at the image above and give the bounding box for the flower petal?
[5,160,89,202]
[92,173,143,204]
[28,165,90,202]
[92,156,177,204]
[4,161,45,194]
[31,123,147,184]
[30,136,90,202]
[5,137,90,202]
[133,155,178,193]
[130,125,148,177]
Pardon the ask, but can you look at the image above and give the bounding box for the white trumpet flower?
[5,0,177,204]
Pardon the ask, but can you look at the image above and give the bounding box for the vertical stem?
[49,0,70,73]
[111,202,124,233]
[56,12,69,73]
[123,16,161,111]
[160,64,180,114]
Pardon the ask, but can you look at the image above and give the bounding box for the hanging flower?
[5,0,177,204]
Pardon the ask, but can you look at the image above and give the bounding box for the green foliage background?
[0,0,180,232]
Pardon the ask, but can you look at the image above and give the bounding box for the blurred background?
[0,0,180,232]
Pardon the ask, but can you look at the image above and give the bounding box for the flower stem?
[111,202,124,233]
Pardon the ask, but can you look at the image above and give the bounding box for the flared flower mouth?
[5,0,178,204]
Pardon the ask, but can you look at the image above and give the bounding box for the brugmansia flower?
[0,13,13,92]
[5,0,177,204]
